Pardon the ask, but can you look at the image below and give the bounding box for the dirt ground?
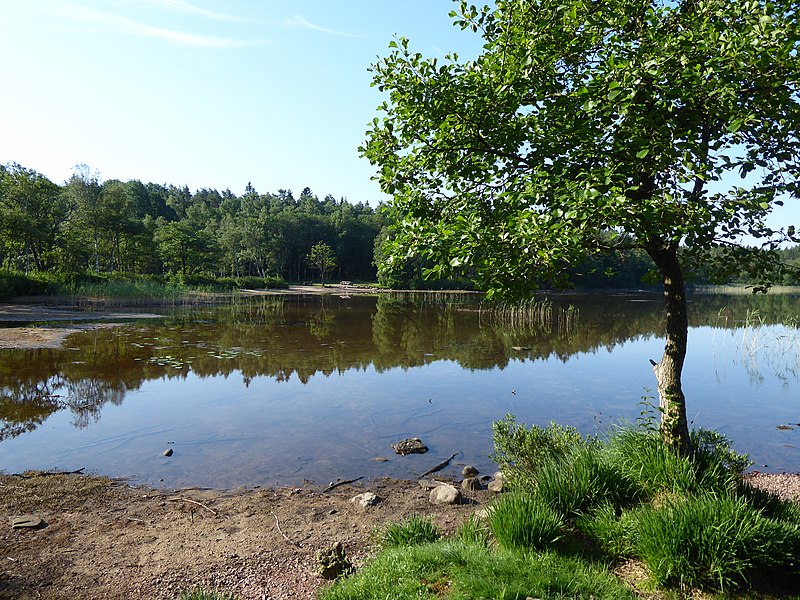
[0,472,496,599]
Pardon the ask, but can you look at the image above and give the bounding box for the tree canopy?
[362,0,800,452]
[0,165,384,284]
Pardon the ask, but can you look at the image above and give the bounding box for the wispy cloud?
[51,3,268,48]
[282,14,362,39]
[135,0,249,23]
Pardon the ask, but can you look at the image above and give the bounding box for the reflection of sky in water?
[1,311,798,488]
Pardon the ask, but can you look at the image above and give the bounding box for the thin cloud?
[51,3,268,48]
[136,0,249,23]
[283,14,362,39]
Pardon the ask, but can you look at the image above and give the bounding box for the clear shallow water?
[1,293,798,488]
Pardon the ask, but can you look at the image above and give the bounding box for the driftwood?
[167,497,218,516]
[320,476,364,494]
[12,468,85,479]
[419,452,459,478]
[272,511,301,547]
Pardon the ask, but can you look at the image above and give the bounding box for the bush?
[488,492,565,550]
[633,493,800,591]
[378,515,440,548]
[491,414,586,489]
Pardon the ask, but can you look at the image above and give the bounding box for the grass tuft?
[378,514,441,549]
[488,492,565,550]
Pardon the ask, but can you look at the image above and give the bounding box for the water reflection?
[0,292,798,486]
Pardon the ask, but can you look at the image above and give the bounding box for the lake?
[1,291,798,488]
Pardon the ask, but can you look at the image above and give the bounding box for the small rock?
[429,483,461,505]
[162,448,174,457]
[10,515,44,530]
[391,437,429,455]
[462,465,479,477]
[317,542,354,580]
[418,479,441,489]
[461,477,483,492]
[488,471,505,493]
[350,492,381,508]
[474,506,495,520]
[372,456,389,462]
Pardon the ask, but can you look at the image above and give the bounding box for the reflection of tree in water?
[0,379,62,441]
[2,292,799,440]
[63,378,126,429]
[0,372,127,439]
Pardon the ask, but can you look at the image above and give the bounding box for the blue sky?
[0,1,796,234]
[0,0,479,204]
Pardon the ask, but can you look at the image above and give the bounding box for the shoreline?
[1,470,798,599]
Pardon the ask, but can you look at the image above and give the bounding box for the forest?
[0,162,385,289]
[1,161,798,295]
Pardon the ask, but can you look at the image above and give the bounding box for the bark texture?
[647,243,692,455]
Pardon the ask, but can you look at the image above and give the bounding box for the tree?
[362,0,800,454]
[307,242,337,287]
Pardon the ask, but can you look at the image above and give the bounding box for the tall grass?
[488,492,565,550]
[378,515,440,549]
[633,493,800,591]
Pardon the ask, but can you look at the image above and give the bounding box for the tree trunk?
[647,243,692,455]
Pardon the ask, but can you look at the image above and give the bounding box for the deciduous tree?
[362,0,800,453]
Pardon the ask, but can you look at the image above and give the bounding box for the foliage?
[490,414,585,487]
[363,0,800,453]
[488,492,565,550]
[0,164,384,284]
[378,514,440,548]
[306,242,338,286]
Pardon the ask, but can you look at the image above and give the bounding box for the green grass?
[488,492,565,550]
[324,419,800,598]
[319,540,635,600]
[633,493,800,591]
[378,514,441,549]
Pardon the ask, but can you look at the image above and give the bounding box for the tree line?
[0,162,385,285]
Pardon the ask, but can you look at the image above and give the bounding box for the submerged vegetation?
[322,417,800,598]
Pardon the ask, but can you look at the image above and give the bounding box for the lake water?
[1,292,798,488]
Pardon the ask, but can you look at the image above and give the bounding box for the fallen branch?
[167,497,217,516]
[272,512,301,547]
[419,452,459,478]
[320,476,364,494]
[12,468,85,479]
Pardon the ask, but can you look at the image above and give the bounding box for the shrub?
[633,493,800,591]
[378,515,440,548]
[488,492,565,550]
[491,414,586,489]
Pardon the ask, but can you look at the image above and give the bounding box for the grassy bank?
[318,416,800,599]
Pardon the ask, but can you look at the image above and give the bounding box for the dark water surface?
[1,292,798,488]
